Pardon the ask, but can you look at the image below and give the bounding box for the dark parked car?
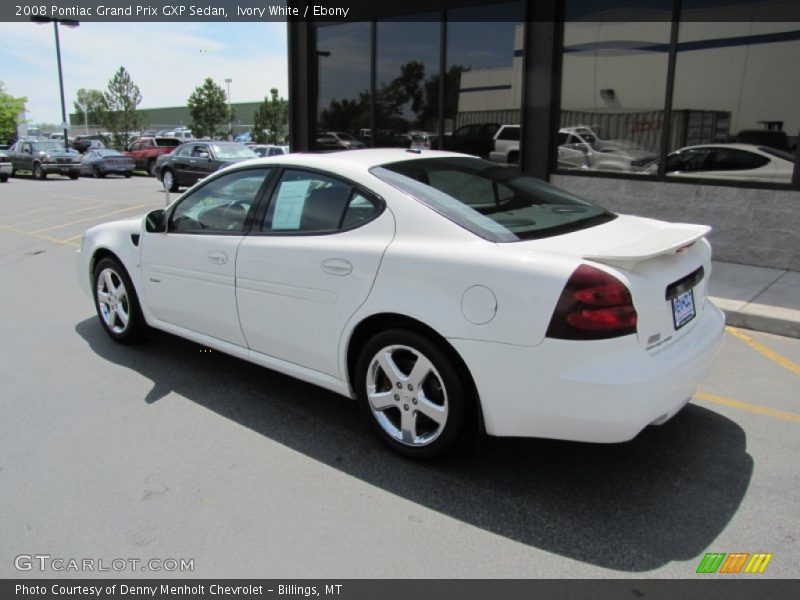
[733,129,792,153]
[155,141,257,192]
[80,149,135,178]
[7,140,81,179]
[441,123,501,158]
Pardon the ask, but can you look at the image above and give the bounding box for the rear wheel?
[92,165,104,179]
[355,329,471,459]
[33,163,46,180]
[161,168,178,192]
[92,257,147,343]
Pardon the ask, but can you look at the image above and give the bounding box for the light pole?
[224,78,232,140]
[32,16,80,151]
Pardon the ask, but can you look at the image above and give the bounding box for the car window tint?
[711,148,769,171]
[341,192,380,229]
[262,170,379,233]
[169,168,272,233]
[428,169,496,209]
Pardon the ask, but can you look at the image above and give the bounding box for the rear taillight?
[546,264,637,340]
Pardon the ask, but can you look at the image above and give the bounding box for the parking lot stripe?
[7,201,116,228]
[696,391,800,424]
[30,204,147,234]
[0,224,80,247]
[726,326,800,378]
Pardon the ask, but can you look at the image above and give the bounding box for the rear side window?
[261,170,380,233]
[711,148,769,171]
[497,127,520,141]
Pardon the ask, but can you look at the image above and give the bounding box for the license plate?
[672,288,696,330]
[60,167,69,173]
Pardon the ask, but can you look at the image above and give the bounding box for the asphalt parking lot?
[0,174,798,578]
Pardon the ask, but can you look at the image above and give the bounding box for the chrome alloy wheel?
[96,267,130,334]
[366,345,449,447]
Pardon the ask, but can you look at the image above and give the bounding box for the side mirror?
[145,209,166,233]
[198,151,210,160]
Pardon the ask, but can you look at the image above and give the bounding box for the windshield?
[372,157,615,242]
[212,144,257,159]
[32,141,69,152]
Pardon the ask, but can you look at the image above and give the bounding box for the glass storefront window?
[445,2,524,164]
[669,10,800,184]
[558,1,672,175]
[316,22,371,150]
[375,17,441,149]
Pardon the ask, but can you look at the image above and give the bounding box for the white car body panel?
[76,149,725,443]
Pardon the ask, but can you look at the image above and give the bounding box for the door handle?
[207,251,228,264]
[322,258,353,276]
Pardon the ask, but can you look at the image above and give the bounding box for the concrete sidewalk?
[709,261,800,338]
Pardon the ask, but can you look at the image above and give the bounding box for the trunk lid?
[523,214,713,351]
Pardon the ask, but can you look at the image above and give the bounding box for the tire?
[69,173,79,180]
[92,166,105,179]
[92,257,148,343]
[124,172,132,178]
[161,168,178,192]
[0,174,8,183]
[33,162,46,180]
[355,329,471,459]
[508,151,519,167]
[147,160,157,177]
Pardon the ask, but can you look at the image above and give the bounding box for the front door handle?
[322,258,353,276]
[207,251,228,265]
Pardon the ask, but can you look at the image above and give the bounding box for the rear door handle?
[322,258,353,276]
[207,251,228,265]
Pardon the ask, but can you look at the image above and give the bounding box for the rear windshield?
[155,138,181,147]
[758,146,795,163]
[372,157,615,242]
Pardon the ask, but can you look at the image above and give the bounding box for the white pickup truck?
[488,124,656,172]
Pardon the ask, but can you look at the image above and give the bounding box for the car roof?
[286,148,472,168]
[675,143,769,152]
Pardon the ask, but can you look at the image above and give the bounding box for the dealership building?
[286,0,800,270]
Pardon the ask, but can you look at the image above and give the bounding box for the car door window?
[711,148,769,171]
[262,170,380,233]
[174,145,192,157]
[666,148,713,172]
[168,168,273,233]
[192,145,210,158]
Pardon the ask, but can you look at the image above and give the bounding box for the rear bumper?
[450,300,726,443]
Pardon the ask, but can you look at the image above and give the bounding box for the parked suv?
[7,140,81,179]
[557,127,656,172]
[442,123,501,158]
[489,124,521,165]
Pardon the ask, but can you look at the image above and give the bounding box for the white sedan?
[76,149,725,458]
[657,143,794,183]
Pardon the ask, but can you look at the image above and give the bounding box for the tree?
[252,88,288,144]
[187,78,229,139]
[73,88,106,129]
[102,67,142,149]
[0,82,27,144]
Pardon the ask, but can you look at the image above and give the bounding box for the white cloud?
[0,22,288,124]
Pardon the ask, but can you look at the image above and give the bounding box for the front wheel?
[147,160,157,177]
[69,173,79,180]
[355,329,471,459]
[33,163,46,180]
[161,168,178,192]
[92,257,148,343]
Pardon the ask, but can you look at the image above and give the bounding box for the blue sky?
[0,21,288,125]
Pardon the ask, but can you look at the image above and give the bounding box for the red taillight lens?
[547,264,638,340]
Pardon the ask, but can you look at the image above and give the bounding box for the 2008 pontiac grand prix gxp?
[76,149,725,458]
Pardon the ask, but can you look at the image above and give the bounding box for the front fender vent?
[131,234,140,247]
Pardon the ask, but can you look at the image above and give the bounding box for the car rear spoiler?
[582,223,711,268]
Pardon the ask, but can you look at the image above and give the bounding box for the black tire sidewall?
[92,257,146,343]
[148,161,157,177]
[355,329,469,459]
